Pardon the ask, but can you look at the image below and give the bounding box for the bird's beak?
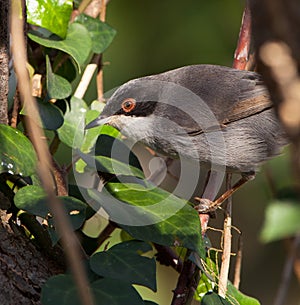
[85,116,111,130]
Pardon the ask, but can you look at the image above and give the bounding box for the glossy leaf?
[57,97,88,148]
[37,98,64,130]
[14,185,48,217]
[75,14,117,53]
[226,282,261,305]
[0,124,37,176]
[28,23,92,72]
[26,0,73,38]
[90,240,156,291]
[42,274,145,305]
[87,179,204,258]
[46,56,72,99]
[260,201,300,242]
[14,185,87,244]
[201,293,231,305]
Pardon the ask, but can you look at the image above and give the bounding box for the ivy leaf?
[0,124,37,176]
[75,14,117,53]
[90,240,156,291]
[87,179,204,258]
[260,201,300,242]
[42,274,145,305]
[28,23,92,72]
[46,56,72,99]
[226,282,261,305]
[26,0,73,38]
[37,98,64,130]
[14,185,87,244]
[14,185,48,217]
[57,96,88,148]
[201,293,231,305]
[91,278,145,305]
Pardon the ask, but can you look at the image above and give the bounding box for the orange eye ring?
[121,98,136,113]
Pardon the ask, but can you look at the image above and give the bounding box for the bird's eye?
[121,98,136,113]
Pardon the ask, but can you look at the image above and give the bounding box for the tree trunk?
[0,211,63,305]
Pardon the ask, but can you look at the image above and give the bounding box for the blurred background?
[98,0,298,304]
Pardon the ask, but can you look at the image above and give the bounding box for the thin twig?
[273,235,300,305]
[233,233,243,289]
[218,174,232,298]
[10,2,95,304]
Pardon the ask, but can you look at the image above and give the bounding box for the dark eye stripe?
[116,101,157,116]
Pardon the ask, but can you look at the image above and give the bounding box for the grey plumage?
[88,64,287,174]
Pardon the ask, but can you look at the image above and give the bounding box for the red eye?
[121,98,136,113]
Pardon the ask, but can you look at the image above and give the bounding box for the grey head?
[87,64,286,172]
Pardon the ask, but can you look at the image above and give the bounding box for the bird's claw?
[194,197,219,214]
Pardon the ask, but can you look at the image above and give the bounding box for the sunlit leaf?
[87,178,204,258]
[57,96,88,148]
[226,282,261,305]
[260,201,300,242]
[26,0,73,38]
[0,124,37,176]
[28,23,92,72]
[14,185,48,217]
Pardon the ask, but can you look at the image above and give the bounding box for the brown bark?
[0,0,9,124]
[0,211,63,305]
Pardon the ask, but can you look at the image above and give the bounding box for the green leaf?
[57,97,88,148]
[77,129,144,176]
[28,23,92,72]
[226,282,261,305]
[91,278,145,305]
[37,98,64,130]
[260,201,300,242]
[87,179,204,258]
[47,196,87,244]
[75,14,117,54]
[14,185,87,244]
[90,240,156,291]
[14,185,48,217]
[0,124,37,176]
[46,56,72,99]
[201,293,231,305]
[41,274,80,305]
[94,134,143,171]
[26,0,73,38]
[42,274,146,305]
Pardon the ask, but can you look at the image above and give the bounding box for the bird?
[86,64,287,212]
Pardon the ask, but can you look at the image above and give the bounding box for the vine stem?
[10,1,95,304]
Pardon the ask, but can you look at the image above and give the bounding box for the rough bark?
[0,0,9,124]
[0,211,63,305]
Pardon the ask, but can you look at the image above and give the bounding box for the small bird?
[86,64,287,211]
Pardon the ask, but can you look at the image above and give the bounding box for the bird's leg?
[194,171,255,213]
